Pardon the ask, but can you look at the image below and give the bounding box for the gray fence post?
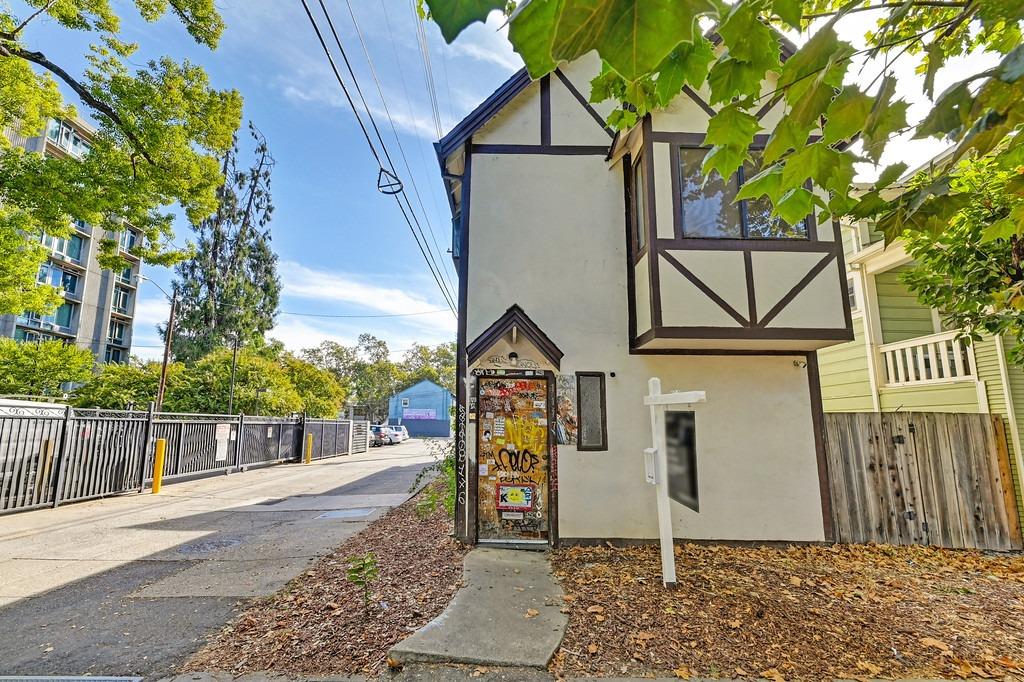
[51,405,73,508]
[138,401,156,493]
[232,412,245,472]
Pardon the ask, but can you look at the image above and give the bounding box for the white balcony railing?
[879,331,975,387]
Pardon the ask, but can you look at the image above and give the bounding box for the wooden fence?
[823,411,1022,551]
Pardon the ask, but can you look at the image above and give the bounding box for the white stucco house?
[435,52,854,547]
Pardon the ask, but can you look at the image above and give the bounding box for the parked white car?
[391,425,410,441]
[373,424,407,445]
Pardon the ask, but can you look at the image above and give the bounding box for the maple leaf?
[673,666,692,679]
[525,608,539,618]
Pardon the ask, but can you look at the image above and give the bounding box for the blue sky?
[16,2,995,361]
[17,1,524,359]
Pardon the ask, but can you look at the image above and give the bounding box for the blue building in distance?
[387,379,453,438]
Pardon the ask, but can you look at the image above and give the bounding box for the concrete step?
[388,548,568,669]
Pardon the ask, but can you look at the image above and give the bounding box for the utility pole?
[155,293,177,412]
[228,334,240,415]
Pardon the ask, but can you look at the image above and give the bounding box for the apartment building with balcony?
[818,218,1024,521]
[1,117,141,364]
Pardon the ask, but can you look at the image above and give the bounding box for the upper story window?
[112,285,131,314]
[108,319,127,344]
[119,229,138,252]
[677,148,809,240]
[631,157,648,252]
[43,233,84,261]
[46,120,91,158]
[38,264,80,296]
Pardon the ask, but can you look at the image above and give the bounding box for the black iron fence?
[0,404,370,515]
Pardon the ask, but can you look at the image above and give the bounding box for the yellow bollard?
[305,434,313,464]
[152,438,166,494]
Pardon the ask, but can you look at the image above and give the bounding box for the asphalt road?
[0,439,437,678]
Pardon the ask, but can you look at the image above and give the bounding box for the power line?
[313,0,455,309]
[297,0,456,315]
[339,0,457,296]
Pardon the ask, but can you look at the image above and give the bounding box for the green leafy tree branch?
[0,0,242,316]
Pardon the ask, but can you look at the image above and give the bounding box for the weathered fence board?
[824,411,1022,551]
[0,405,370,515]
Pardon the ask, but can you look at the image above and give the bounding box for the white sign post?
[643,377,706,587]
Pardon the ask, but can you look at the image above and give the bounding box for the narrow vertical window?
[665,410,698,511]
[632,159,647,252]
[575,372,607,451]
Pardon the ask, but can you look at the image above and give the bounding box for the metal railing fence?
[0,404,369,515]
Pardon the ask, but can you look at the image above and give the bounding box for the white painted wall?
[465,151,826,541]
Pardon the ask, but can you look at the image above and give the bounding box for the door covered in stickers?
[476,376,550,542]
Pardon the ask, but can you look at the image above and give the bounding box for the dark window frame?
[630,155,648,259]
[575,371,608,452]
[676,144,816,242]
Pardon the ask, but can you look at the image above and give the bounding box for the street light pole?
[228,334,239,415]
[155,293,177,412]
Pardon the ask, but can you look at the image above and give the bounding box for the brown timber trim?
[553,68,615,138]
[682,85,717,118]
[540,75,551,146]
[623,157,638,346]
[546,371,559,546]
[755,94,783,120]
[651,131,706,145]
[833,219,855,333]
[459,142,476,544]
[757,252,837,328]
[661,250,750,327]
[466,303,564,369]
[647,326,853,341]
[743,251,758,326]
[628,154,648,264]
[642,115,662,328]
[472,144,610,155]
[657,238,838,252]
[574,372,608,452]
[805,352,835,542]
[630,347,818,356]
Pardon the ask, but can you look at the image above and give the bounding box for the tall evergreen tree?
[169,123,280,361]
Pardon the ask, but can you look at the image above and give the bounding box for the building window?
[52,302,74,328]
[117,266,134,285]
[44,233,84,261]
[112,286,131,314]
[575,372,607,451]
[14,328,53,343]
[119,230,138,252]
[401,397,410,408]
[847,277,858,311]
[105,346,126,364]
[631,158,648,252]
[39,265,79,296]
[678,148,809,240]
[108,319,126,345]
[665,410,698,512]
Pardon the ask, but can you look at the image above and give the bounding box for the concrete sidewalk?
[0,440,435,677]
[389,547,568,669]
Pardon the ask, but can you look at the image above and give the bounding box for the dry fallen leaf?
[921,637,951,651]
[857,660,883,675]
[789,576,803,587]
[586,605,604,613]
[587,643,599,654]
[525,608,539,618]
[595,614,606,623]
[673,665,692,679]
[761,667,786,682]
[729,619,742,629]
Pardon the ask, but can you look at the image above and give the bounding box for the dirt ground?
[550,543,1024,681]
[184,482,467,677]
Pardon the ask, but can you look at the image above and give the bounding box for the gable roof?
[466,304,564,369]
[437,68,532,159]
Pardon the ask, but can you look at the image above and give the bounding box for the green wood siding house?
[819,221,1024,527]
